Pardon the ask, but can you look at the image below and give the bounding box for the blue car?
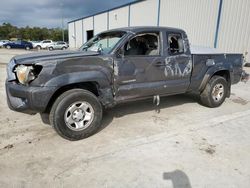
[4,40,33,50]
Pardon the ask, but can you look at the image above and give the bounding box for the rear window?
[167,33,184,55]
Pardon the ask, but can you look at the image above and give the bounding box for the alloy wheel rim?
[211,83,224,102]
[64,101,94,131]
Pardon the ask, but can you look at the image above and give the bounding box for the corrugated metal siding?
[159,0,220,47]
[68,0,250,60]
[94,12,108,35]
[109,6,129,29]
[130,0,158,26]
[75,20,83,48]
[217,0,250,61]
[83,17,94,43]
[68,22,75,49]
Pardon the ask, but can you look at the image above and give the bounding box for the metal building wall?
[109,6,129,30]
[159,0,220,48]
[68,22,75,48]
[130,0,159,26]
[83,17,94,43]
[217,0,250,61]
[68,0,250,61]
[94,12,108,35]
[75,20,83,48]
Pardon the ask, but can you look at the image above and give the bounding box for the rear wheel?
[49,89,103,141]
[49,47,53,51]
[25,46,30,50]
[62,47,66,50]
[200,75,228,107]
[37,46,41,50]
[6,45,11,49]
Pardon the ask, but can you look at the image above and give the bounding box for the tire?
[37,46,41,50]
[25,46,30,50]
[49,47,53,51]
[62,47,66,50]
[6,45,11,49]
[200,75,228,108]
[49,89,103,141]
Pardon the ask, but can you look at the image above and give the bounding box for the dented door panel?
[114,55,168,101]
[163,31,192,93]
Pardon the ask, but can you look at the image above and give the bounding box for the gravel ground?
[0,49,250,188]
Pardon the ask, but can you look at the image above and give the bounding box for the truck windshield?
[80,31,126,54]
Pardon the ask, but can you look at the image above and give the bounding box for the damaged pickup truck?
[6,27,249,140]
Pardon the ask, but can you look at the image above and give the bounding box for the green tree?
[0,23,68,42]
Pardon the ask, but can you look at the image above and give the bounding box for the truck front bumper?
[5,80,57,114]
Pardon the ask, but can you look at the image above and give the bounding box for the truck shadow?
[99,94,199,132]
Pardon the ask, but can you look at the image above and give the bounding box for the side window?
[124,32,160,56]
[15,40,21,45]
[167,33,184,55]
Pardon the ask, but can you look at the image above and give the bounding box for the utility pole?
[60,1,64,42]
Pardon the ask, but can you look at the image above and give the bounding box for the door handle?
[154,62,165,67]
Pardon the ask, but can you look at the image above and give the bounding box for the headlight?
[14,65,36,85]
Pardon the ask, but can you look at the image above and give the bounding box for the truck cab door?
[113,31,170,101]
[163,32,192,93]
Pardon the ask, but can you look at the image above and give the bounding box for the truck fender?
[198,66,232,93]
[44,70,111,88]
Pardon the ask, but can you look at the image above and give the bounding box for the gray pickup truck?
[5,26,248,140]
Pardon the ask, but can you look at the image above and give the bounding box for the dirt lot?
[0,49,250,187]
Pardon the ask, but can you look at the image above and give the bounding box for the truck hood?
[13,50,100,64]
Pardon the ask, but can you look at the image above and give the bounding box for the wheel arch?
[199,69,231,96]
[44,81,100,113]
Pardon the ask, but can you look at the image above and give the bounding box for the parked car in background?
[0,40,10,48]
[3,40,33,50]
[47,41,68,51]
[34,40,53,50]
[30,41,41,48]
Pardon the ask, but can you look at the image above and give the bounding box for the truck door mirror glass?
[116,48,124,58]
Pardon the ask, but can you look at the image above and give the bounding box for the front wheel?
[49,89,103,141]
[6,45,11,49]
[200,75,228,107]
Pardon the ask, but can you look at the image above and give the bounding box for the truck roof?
[103,26,185,34]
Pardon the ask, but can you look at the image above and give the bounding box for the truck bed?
[189,52,243,92]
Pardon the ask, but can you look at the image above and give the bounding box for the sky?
[0,0,138,28]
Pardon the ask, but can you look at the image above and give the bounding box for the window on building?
[124,32,160,56]
[167,33,184,55]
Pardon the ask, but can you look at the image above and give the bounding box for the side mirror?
[116,48,124,58]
